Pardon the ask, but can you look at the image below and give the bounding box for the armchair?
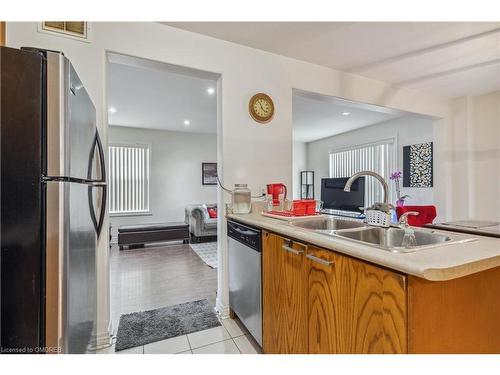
[185,203,217,242]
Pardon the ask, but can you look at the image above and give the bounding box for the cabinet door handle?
[306,254,334,266]
[282,245,304,255]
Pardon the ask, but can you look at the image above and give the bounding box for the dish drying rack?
[365,209,391,227]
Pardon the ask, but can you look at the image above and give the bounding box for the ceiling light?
[183,120,190,126]
[109,107,117,114]
[342,112,351,116]
[207,87,215,95]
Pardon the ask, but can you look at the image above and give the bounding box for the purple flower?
[390,171,402,180]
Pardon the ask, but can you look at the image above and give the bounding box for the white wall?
[450,90,500,222]
[6,22,452,347]
[306,116,434,206]
[292,141,307,199]
[5,23,450,194]
[108,126,217,241]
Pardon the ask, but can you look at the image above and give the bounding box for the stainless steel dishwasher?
[227,220,262,346]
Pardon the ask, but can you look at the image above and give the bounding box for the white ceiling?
[107,53,218,133]
[292,91,424,143]
[165,22,500,98]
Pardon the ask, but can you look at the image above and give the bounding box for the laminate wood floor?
[109,242,218,331]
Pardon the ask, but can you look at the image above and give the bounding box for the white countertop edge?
[226,212,500,281]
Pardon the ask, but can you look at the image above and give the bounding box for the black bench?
[117,222,190,250]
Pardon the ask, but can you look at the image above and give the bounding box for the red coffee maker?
[267,183,287,206]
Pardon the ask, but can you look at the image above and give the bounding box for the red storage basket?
[292,200,316,216]
[304,200,316,215]
[292,200,307,216]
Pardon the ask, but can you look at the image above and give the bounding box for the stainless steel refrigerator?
[1,46,106,353]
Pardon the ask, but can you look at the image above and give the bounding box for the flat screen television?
[320,177,365,213]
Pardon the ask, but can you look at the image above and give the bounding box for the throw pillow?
[207,207,217,218]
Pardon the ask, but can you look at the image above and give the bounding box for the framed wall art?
[403,142,433,188]
[202,163,217,185]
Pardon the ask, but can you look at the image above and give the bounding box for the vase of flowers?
[390,171,410,207]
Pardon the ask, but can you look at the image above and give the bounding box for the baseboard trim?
[88,322,114,351]
[215,297,230,319]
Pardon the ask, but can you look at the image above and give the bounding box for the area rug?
[189,242,218,268]
[115,299,220,351]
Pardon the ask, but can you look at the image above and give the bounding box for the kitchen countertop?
[426,221,500,239]
[227,211,500,281]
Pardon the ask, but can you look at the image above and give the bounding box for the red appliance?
[267,183,287,206]
[396,205,437,227]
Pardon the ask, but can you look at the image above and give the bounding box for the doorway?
[104,52,226,353]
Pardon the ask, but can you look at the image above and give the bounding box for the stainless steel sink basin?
[332,226,475,252]
[290,217,366,231]
[286,216,476,252]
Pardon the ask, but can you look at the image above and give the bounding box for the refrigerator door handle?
[43,176,106,185]
[88,129,106,183]
[88,130,107,237]
[95,130,107,237]
[95,130,106,184]
[88,184,107,238]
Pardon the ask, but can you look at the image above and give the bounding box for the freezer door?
[46,52,97,181]
[64,182,97,353]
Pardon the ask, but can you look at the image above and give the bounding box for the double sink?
[288,216,476,253]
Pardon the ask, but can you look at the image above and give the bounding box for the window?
[109,144,150,215]
[329,140,396,208]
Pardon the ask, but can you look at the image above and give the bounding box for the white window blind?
[109,144,150,214]
[329,140,395,208]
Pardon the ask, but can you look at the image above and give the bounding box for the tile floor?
[96,317,262,354]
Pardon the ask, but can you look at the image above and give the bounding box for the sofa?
[185,203,217,242]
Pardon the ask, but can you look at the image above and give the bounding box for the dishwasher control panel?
[227,221,261,252]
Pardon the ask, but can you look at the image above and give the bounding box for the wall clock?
[249,93,274,123]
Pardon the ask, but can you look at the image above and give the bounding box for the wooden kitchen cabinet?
[262,232,407,354]
[258,224,500,354]
[262,231,308,353]
[306,245,407,353]
[304,245,338,353]
[407,267,500,353]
